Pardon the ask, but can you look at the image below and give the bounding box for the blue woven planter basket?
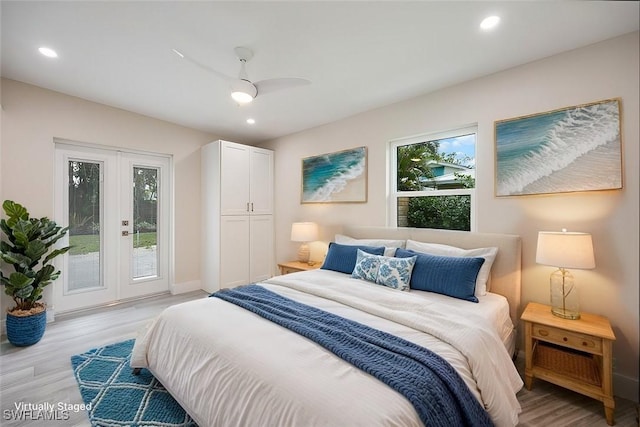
[6,309,47,347]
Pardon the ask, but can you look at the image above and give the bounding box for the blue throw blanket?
[212,284,494,427]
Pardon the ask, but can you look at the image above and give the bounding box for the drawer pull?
[563,337,568,342]
[582,341,588,346]
[538,329,549,337]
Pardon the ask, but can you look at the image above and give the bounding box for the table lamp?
[536,229,595,320]
[291,222,318,264]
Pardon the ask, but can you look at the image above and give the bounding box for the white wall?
[0,78,216,314]
[262,32,639,401]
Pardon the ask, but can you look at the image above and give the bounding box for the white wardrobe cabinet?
[202,140,274,292]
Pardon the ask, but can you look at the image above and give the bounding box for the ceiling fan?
[173,46,311,104]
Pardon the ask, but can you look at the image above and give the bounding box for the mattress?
[132,269,522,427]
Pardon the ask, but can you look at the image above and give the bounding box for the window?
[389,125,477,231]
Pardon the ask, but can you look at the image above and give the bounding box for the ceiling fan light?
[231,91,254,104]
[231,80,257,104]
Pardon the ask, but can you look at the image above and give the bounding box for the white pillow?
[335,234,405,257]
[405,239,498,296]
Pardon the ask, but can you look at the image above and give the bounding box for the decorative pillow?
[352,249,382,282]
[405,240,498,296]
[395,248,485,302]
[321,242,385,274]
[335,234,405,257]
[375,255,417,291]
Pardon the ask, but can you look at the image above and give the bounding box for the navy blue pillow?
[321,242,386,274]
[395,248,485,303]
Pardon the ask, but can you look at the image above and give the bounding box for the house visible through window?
[389,126,477,231]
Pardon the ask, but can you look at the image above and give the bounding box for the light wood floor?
[1,291,637,427]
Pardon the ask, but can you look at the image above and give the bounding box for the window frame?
[388,125,478,231]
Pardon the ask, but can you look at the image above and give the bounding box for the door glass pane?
[132,167,158,279]
[68,161,102,291]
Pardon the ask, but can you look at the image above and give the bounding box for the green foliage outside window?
[406,195,471,231]
[396,142,439,191]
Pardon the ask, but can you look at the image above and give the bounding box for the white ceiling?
[2,1,638,144]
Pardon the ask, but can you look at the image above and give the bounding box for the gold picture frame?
[301,146,368,203]
[494,98,623,197]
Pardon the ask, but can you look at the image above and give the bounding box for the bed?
[131,226,524,427]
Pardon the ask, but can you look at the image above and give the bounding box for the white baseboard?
[171,280,202,295]
[614,373,639,402]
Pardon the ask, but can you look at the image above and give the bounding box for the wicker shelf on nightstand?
[521,302,616,425]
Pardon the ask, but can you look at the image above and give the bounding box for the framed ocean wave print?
[494,98,622,197]
[301,146,367,203]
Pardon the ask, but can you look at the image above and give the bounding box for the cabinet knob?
[563,337,568,342]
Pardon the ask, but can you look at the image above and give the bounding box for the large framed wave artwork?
[301,146,367,203]
[494,98,622,197]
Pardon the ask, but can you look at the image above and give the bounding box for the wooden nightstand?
[277,260,321,275]
[521,302,616,425]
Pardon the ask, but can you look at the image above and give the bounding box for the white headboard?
[342,226,522,323]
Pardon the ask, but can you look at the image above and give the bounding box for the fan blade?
[172,48,234,81]
[254,78,311,96]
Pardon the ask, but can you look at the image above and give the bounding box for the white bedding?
[132,269,523,427]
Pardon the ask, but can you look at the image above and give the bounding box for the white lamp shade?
[536,231,595,269]
[291,222,318,242]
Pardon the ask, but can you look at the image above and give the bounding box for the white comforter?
[132,270,523,427]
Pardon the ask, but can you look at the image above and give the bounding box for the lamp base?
[549,268,580,320]
[551,307,581,320]
[297,243,310,263]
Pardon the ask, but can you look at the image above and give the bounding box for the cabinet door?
[250,215,274,282]
[221,142,250,215]
[220,216,250,288]
[249,148,273,215]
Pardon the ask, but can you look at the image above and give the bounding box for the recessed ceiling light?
[38,47,58,58]
[246,118,256,125]
[480,16,500,31]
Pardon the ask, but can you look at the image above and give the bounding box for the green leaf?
[15,285,34,299]
[0,252,32,269]
[25,240,47,263]
[0,219,11,237]
[0,240,16,253]
[12,230,29,249]
[42,227,68,247]
[8,272,35,289]
[36,264,55,283]
[43,246,71,265]
[3,200,29,227]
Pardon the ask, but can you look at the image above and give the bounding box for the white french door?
[54,143,171,312]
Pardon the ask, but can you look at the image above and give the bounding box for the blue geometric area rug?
[71,339,197,426]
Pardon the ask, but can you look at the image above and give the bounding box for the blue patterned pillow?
[352,249,382,282]
[321,242,386,274]
[375,255,417,291]
[395,248,485,302]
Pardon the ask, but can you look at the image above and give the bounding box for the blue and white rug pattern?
[71,339,197,426]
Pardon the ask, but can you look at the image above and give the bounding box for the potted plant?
[0,200,70,346]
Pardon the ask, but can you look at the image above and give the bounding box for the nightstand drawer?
[532,324,602,354]
[280,266,301,275]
